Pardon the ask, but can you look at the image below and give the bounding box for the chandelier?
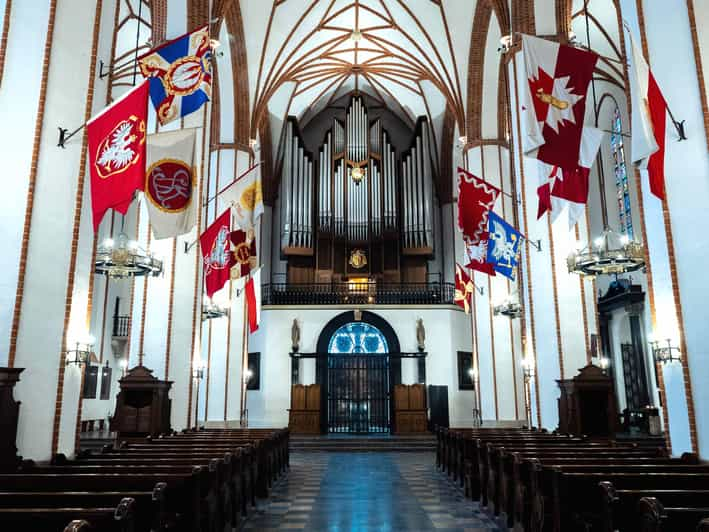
[202,295,229,320]
[493,293,522,319]
[95,232,163,278]
[567,228,645,277]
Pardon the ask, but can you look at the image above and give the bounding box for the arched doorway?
[316,311,401,434]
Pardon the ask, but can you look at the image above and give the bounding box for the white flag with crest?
[144,129,198,239]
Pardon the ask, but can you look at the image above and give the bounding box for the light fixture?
[66,335,95,366]
[95,232,163,279]
[193,359,206,380]
[119,358,128,376]
[493,293,522,319]
[598,356,611,373]
[499,34,513,52]
[202,295,228,320]
[650,338,681,364]
[244,368,253,383]
[467,367,477,380]
[210,38,221,49]
[350,28,362,43]
[521,356,535,379]
[351,165,364,185]
[567,228,645,277]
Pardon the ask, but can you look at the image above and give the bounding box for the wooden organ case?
[278,95,436,285]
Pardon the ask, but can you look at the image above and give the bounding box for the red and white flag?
[536,126,604,228]
[628,32,668,199]
[457,167,500,246]
[245,267,262,333]
[199,209,235,298]
[454,263,475,314]
[87,81,149,230]
[230,229,257,278]
[520,34,598,171]
[464,240,496,277]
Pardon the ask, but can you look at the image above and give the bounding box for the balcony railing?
[112,315,131,338]
[261,282,456,306]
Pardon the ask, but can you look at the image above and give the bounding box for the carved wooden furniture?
[393,383,428,434]
[557,364,619,437]
[0,367,24,471]
[110,365,172,441]
[288,384,321,434]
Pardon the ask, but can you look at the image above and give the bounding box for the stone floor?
[242,452,502,531]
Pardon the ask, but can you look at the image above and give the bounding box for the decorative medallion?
[145,158,193,212]
[349,248,367,269]
[351,165,364,186]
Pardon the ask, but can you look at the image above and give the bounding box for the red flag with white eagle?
[536,126,604,228]
[628,32,668,199]
[457,167,500,247]
[520,34,598,171]
[200,209,235,298]
[87,81,149,231]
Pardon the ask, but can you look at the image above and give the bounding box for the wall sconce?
[119,358,128,377]
[521,356,535,379]
[244,368,253,384]
[192,359,206,380]
[493,294,522,319]
[598,356,611,373]
[66,335,95,366]
[650,338,681,364]
[467,367,477,380]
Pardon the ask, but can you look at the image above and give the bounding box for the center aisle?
[243,452,502,531]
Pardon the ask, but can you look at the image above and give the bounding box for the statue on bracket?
[416,318,426,352]
[291,318,300,353]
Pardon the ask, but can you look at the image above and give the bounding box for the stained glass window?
[328,322,389,354]
[611,106,634,239]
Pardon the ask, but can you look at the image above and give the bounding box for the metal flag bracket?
[185,239,199,254]
[57,123,87,149]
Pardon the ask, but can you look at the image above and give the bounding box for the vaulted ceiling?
[240,0,478,138]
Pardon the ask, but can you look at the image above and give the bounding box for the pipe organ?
[278,95,436,284]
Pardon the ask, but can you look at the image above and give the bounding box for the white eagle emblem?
[98,121,136,171]
[489,220,518,266]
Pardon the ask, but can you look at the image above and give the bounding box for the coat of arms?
[349,249,367,269]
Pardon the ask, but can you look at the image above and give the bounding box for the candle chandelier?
[95,231,163,279]
[567,228,645,277]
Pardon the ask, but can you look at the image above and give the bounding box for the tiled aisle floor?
[242,452,502,531]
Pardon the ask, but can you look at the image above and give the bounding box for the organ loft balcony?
[261,279,455,306]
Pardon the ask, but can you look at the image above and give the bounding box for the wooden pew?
[0,497,135,532]
[507,452,682,530]
[637,496,709,532]
[544,471,709,532]
[0,471,202,531]
[599,483,709,532]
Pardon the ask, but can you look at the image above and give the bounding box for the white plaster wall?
[11,0,101,461]
[641,0,709,458]
[246,306,476,428]
[0,0,51,366]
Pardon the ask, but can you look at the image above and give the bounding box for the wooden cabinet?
[288,384,321,434]
[393,384,428,434]
[557,364,619,437]
[0,368,23,471]
[110,365,172,441]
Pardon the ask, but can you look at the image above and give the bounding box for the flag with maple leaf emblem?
[520,34,598,171]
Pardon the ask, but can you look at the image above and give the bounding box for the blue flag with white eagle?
[486,211,522,280]
[138,25,212,125]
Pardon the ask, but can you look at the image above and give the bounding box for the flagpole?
[203,162,263,207]
[468,268,482,428]
[239,285,249,427]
